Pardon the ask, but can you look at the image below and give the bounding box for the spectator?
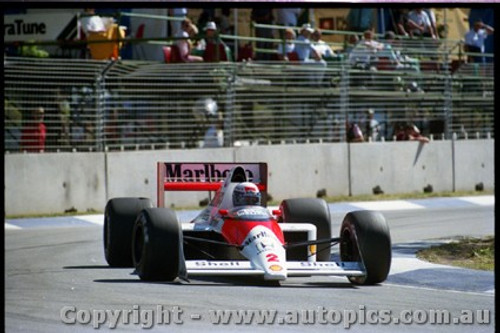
[21,107,46,152]
[346,121,364,142]
[218,8,235,50]
[464,20,494,63]
[348,29,383,69]
[83,10,125,60]
[343,34,359,55]
[197,8,215,33]
[389,8,410,37]
[104,107,121,147]
[407,8,437,39]
[275,8,303,39]
[275,8,303,27]
[175,19,203,62]
[276,28,296,60]
[364,108,380,142]
[396,123,430,143]
[311,29,336,59]
[169,8,187,37]
[203,118,224,148]
[295,24,322,61]
[424,8,439,38]
[383,31,420,71]
[347,8,375,32]
[219,8,233,35]
[360,29,385,51]
[251,8,275,61]
[295,24,327,85]
[198,21,230,62]
[55,88,71,147]
[80,8,108,35]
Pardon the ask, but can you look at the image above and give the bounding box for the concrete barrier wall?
[349,141,454,195]
[4,140,494,216]
[233,144,349,200]
[454,139,494,191]
[5,152,106,215]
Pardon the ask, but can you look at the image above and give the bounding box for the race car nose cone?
[240,225,288,281]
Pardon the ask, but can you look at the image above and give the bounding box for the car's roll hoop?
[157,162,268,207]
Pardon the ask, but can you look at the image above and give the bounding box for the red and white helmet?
[233,182,261,206]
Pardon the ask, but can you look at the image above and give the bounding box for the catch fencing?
[4,56,494,153]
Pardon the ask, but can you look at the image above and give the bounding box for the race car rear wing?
[157,162,268,207]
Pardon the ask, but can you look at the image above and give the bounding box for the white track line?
[5,223,22,230]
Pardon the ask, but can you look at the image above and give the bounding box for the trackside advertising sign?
[163,163,263,183]
[4,13,76,42]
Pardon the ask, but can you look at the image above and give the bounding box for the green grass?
[6,189,493,219]
[417,236,494,271]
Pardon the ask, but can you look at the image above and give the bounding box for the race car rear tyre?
[340,210,391,285]
[104,197,153,267]
[280,198,332,261]
[132,208,182,281]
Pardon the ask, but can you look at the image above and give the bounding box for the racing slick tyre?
[104,197,153,267]
[132,208,183,281]
[280,198,332,261]
[340,210,391,285]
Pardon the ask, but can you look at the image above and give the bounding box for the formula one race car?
[103,162,391,285]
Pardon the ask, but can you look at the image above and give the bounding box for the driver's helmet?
[233,182,261,206]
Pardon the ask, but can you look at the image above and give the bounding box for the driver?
[233,182,261,206]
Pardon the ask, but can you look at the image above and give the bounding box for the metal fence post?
[95,60,116,152]
[224,65,236,147]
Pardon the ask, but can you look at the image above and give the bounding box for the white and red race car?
[104,162,391,285]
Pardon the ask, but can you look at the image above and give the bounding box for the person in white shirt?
[311,29,336,59]
[464,20,494,63]
[276,28,296,60]
[407,8,437,39]
[81,8,107,34]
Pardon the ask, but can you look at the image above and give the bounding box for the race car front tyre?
[132,207,182,281]
[340,210,391,285]
[280,198,332,261]
[104,197,153,267]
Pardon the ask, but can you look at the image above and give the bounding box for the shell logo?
[269,264,283,272]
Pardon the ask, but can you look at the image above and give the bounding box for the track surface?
[5,198,494,332]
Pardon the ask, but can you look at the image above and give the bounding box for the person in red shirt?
[21,107,47,152]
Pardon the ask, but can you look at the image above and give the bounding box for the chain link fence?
[4,56,494,153]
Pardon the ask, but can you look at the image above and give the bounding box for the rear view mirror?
[218,209,229,216]
[272,209,282,217]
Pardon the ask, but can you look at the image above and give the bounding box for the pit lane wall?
[5,140,494,215]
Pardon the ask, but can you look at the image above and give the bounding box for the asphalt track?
[5,196,494,332]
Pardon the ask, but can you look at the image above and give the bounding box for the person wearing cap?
[295,23,327,85]
[294,24,322,62]
[197,21,229,62]
[21,107,47,152]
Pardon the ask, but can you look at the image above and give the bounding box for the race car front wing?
[184,260,365,277]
